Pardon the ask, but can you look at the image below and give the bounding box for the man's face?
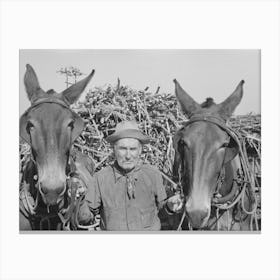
[114,138,142,172]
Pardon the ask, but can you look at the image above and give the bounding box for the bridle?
[175,115,258,230]
[24,96,71,114]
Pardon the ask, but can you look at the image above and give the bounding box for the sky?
[19,49,260,116]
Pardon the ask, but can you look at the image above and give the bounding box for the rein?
[176,115,258,231]
[58,172,99,231]
[20,157,96,230]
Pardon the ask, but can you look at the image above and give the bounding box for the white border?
[0,1,279,280]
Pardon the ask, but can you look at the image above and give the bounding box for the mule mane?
[189,98,223,121]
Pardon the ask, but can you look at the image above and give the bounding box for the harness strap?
[58,179,78,230]
[23,97,71,116]
[186,115,242,148]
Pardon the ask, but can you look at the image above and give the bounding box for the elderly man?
[77,120,183,230]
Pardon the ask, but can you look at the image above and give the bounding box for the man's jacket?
[78,162,167,231]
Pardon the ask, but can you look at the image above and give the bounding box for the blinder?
[223,135,239,163]
[172,129,185,182]
[71,111,85,142]
[20,112,32,145]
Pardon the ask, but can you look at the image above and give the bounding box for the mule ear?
[218,80,244,120]
[173,79,200,117]
[224,138,239,163]
[61,69,95,105]
[20,113,31,145]
[71,112,85,142]
[24,64,45,103]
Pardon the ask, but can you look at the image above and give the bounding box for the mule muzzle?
[185,203,210,229]
[39,182,66,206]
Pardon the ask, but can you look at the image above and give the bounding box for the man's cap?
[106,120,150,144]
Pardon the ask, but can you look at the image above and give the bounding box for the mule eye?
[68,120,74,130]
[179,139,190,150]
[182,140,190,148]
[221,142,229,148]
[26,121,34,133]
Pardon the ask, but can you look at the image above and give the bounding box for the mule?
[172,79,258,230]
[19,64,94,230]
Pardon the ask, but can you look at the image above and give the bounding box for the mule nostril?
[200,210,208,220]
[39,184,48,195]
[56,185,66,196]
[186,207,210,228]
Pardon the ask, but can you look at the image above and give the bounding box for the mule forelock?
[200,98,216,108]
[46,89,56,95]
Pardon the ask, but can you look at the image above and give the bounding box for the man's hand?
[67,177,86,199]
[166,193,184,213]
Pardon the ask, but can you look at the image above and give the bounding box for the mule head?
[173,79,244,228]
[20,64,95,206]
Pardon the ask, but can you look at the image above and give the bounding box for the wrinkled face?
[114,138,142,172]
[21,103,79,206]
[177,122,231,228]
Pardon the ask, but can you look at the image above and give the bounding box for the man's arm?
[77,175,101,225]
[153,169,167,210]
[153,169,184,214]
